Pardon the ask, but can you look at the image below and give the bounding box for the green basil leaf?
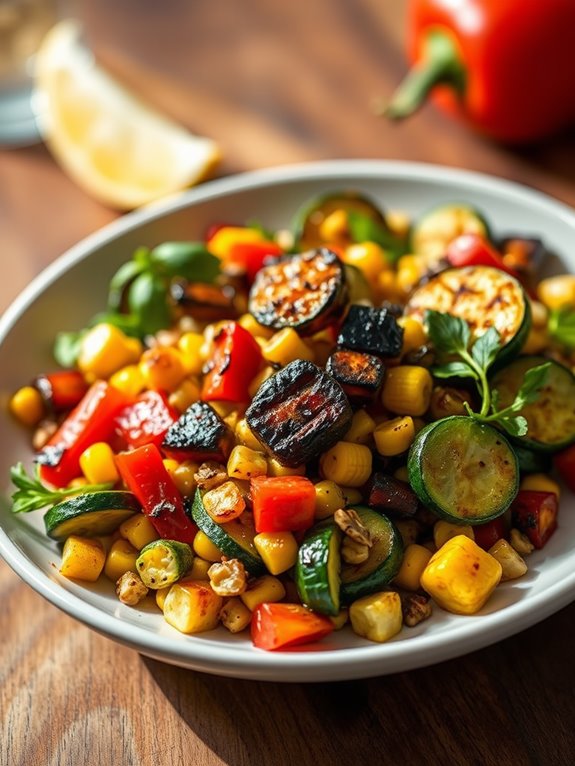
[513,362,551,408]
[471,327,501,372]
[425,310,470,356]
[347,210,406,262]
[108,256,148,311]
[127,272,172,336]
[53,330,85,368]
[150,242,220,282]
[89,311,142,337]
[497,415,528,438]
[548,307,575,349]
[432,361,478,380]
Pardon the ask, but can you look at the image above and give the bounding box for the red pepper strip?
[554,444,575,493]
[201,321,263,403]
[115,390,178,449]
[445,234,520,278]
[37,381,132,488]
[384,0,575,143]
[472,516,507,551]
[510,490,558,549]
[227,241,284,284]
[115,443,197,544]
[33,370,89,413]
[251,603,334,651]
[251,475,316,533]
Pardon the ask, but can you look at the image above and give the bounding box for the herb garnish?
[548,306,575,350]
[10,462,113,514]
[425,310,550,437]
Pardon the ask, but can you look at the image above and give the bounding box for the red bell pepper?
[33,370,89,413]
[115,390,177,450]
[227,240,284,283]
[251,475,316,533]
[384,0,575,143]
[201,321,262,403]
[472,516,507,551]
[115,443,196,544]
[37,381,132,488]
[251,603,334,651]
[445,234,519,278]
[510,490,558,549]
[553,444,575,493]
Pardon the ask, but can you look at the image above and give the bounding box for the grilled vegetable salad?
[8,192,575,651]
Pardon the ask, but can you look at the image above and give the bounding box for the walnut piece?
[194,461,229,490]
[400,592,432,627]
[208,558,247,596]
[116,571,149,606]
[341,536,370,564]
[334,508,373,547]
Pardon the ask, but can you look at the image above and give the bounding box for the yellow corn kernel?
[319,208,349,242]
[341,487,363,506]
[254,531,299,574]
[140,346,187,392]
[177,332,205,375]
[382,366,433,416]
[104,538,139,581]
[349,591,403,643]
[319,441,372,487]
[119,513,159,550]
[396,255,425,296]
[521,326,549,355]
[314,480,346,520]
[210,401,237,419]
[394,544,433,591]
[537,274,575,310]
[393,465,410,483]
[267,458,306,477]
[329,609,349,630]
[262,328,315,366]
[192,531,223,562]
[79,442,120,485]
[227,445,268,481]
[488,539,528,581]
[77,323,142,380]
[342,242,388,284]
[109,364,145,397]
[373,416,415,457]
[519,473,560,498]
[163,579,223,634]
[344,409,376,445]
[420,535,502,615]
[240,575,286,611]
[220,597,253,633]
[9,385,45,427]
[249,365,275,398]
[155,585,172,611]
[386,209,411,238]
[397,316,427,356]
[162,459,198,497]
[207,226,264,258]
[235,418,263,450]
[394,519,419,547]
[238,313,275,340]
[168,378,201,413]
[68,477,89,490]
[60,535,106,582]
[187,557,211,581]
[433,520,474,549]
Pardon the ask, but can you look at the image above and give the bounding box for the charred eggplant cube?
[337,305,403,358]
[245,359,353,467]
[366,472,419,519]
[162,401,233,462]
[326,349,385,402]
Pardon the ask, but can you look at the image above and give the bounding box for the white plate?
[1,160,574,682]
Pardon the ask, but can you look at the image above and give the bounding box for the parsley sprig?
[425,310,550,438]
[10,462,112,514]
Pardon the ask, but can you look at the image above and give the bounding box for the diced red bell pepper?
[472,516,508,551]
[33,370,89,412]
[115,390,178,449]
[554,444,575,493]
[227,240,284,283]
[115,443,196,544]
[37,381,132,488]
[445,234,520,278]
[510,490,558,549]
[251,475,316,533]
[201,321,262,403]
[251,602,334,651]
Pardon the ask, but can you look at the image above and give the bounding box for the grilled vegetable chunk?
[337,305,403,359]
[248,248,347,336]
[366,473,419,519]
[326,349,385,402]
[162,401,233,462]
[245,360,353,467]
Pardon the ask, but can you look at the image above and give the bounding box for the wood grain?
[2,0,575,763]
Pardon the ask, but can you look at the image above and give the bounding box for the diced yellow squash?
[163,580,223,634]
[393,544,432,591]
[420,535,502,615]
[77,323,142,379]
[220,597,252,633]
[104,538,139,582]
[349,591,403,643]
[253,531,299,574]
[60,535,106,581]
[227,445,268,481]
[119,513,159,550]
[240,575,286,611]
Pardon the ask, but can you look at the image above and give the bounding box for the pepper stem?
[378,30,466,120]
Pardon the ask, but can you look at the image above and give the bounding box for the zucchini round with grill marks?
[295,521,342,616]
[407,416,519,524]
[340,506,403,604]
[491,356,575,452]
[405,265,530,365]
[410,203,490,259]
[248,248,348,336]
[44,491,141,541]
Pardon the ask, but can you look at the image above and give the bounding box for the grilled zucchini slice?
[410,203,490,259]
[44,491,141,541]
[491,356,575,452]
[295,521,342,616]
[405,265,530,365]
[136,539,193,589]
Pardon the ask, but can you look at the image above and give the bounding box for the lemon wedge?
[34,20,221,210]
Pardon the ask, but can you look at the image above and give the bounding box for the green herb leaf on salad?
[10,462,113,514]
[548,306,575,349]
[346,210,406,263]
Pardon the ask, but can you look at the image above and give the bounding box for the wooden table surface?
[2,1,575,764]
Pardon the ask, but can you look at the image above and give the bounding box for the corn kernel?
[187,557,211,581]
[104,539,139,581]
[9,385,45,427]
[60,535,106,581]
[78,323,142,380]
[155,585,172,611]
[344,409,376,445]
[109,364,145,397]
[263,328,315,366]
[397,316,427,355]
[119,513,159,550]
[254,531,299,574]
[329,609,349,630]
[396,255,426,295]
[488,539,528,581]
[227,445,268,481]
[377,270,402,303]
[537,274,575,310]
[519,473,560,498]
[248,366,275,398]
[433,520,474,549]
[240,575,286,610]
[382,366,433,416]
[320,441,372,487]
[374,416,415,457]
[163,459,198,497]
[319,209,348,242]
[140,346,187,392]
[235,418,263,450]
[267,458,306,477]
[168,378,201,412]
[394,544,433,591]
[238,313,275,340]
[314,480,346,519]
[192,531,223,562]
[79,442,119,485]
[342,242,388,284]
[177,332,205,375]
[349,591,403,643]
